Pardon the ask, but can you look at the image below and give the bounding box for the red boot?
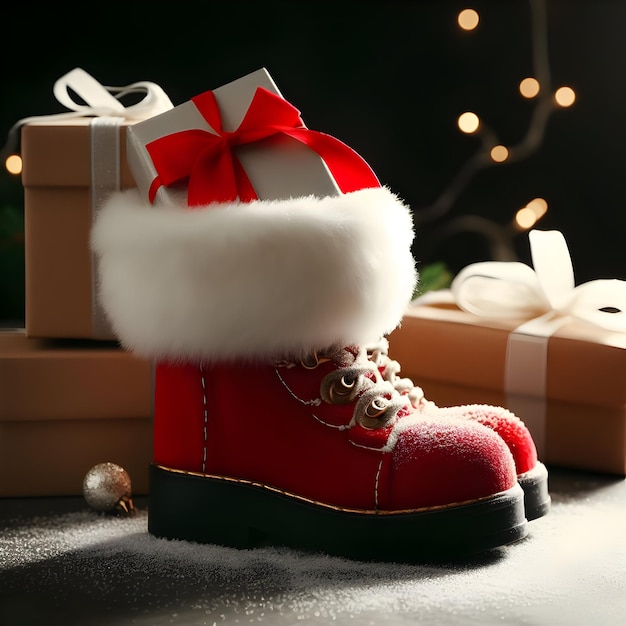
[92,186,527,561]
[148,347,525,561]
[368,339,550,520]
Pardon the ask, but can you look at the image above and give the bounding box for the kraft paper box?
[21,119,138,341]
[20,69,173,340]
[127,67,341,206]
[0,330,153,496]
[387,301,626,476]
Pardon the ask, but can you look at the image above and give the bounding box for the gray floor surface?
[1,468,625,626]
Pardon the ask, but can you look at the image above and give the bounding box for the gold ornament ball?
[83,462,134,515]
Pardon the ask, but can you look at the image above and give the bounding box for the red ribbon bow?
[145,86,380,206]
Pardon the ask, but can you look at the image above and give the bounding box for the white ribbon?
[417,229,626,456]
[451,229,626,332]
[52,67,174,120]
[90,117,124,339]
[2,68,173,338]
[1,67,174,163]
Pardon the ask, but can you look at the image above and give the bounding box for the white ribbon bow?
[414,228,626,457]
[1,67,173,159]
[450,229,626,333]
[52,67,173,120]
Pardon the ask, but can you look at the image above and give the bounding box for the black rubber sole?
[148,464,528,563]
[519,462,551,521]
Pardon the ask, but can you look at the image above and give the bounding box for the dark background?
[1,0,625,322]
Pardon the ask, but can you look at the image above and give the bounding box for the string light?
[515,197,548,230]
[457,112,480,134]
[555,86,576,107]
[458,8,480,31]
[5,154,22,175]
[415,0,571,263]
[490,145,509,163]
[519,77,541,98]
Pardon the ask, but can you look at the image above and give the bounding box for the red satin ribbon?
[145,86,380,206]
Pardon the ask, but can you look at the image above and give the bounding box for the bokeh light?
[458,9,480,31]
[490,145,509,162]
[5,154,22,175]
[458,111,480,134]
[554,86,576,107]
[519,77,540,98]
[515,197,548,229]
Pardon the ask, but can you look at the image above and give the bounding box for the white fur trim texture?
[91,187,417,362]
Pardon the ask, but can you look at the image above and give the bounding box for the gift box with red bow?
[20,68,173,340]
[126,67,378,208]
[0,330,153,496]
[387,230,626,475]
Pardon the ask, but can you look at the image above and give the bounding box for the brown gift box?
[0,330,153,496]
[387,301,626,476]
[21,119,136,340]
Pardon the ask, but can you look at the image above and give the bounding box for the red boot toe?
[371,340,551,520]
[383,418,518,510]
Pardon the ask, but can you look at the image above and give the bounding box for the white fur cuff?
[91,187,417,362]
